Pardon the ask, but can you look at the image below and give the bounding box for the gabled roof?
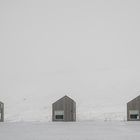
[0,101,4,104]
[127,95,140,104]
[53,95,75,104]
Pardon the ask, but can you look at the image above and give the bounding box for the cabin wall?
[0,103,4,122]
[64,98,76,121]
[52,98,65,121]
[52,97,76,122]
[127,100,140,121]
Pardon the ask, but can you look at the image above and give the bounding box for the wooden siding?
[52,96,76,122]
[127,96,140,121]
[0,102,4,122]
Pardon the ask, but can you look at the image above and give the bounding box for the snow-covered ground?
[0,121,140,140]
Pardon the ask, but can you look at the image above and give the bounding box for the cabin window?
[55,115,63,119]
[54,110,64,120]
[130,114,138,119]
[129,110,139,120]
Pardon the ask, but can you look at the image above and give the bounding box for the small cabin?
[127,95,140,121]
[0,101,4,122]
[52,95,76,122]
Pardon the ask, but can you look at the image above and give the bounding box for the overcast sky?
[1,0,140,121]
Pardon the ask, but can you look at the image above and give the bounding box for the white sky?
[0,0,140,121]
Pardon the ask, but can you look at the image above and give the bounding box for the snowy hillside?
[4,98,126,122]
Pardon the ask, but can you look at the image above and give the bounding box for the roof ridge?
[53,95,75,104]
[127,95,140,103]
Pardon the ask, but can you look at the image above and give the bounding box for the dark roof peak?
[53,95,75,104]
[127,95,140,103]
[63,95,74,100]
[64,95,69,98]
[0,101,4,104]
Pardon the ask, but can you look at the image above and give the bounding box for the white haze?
[0,0,140,121]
